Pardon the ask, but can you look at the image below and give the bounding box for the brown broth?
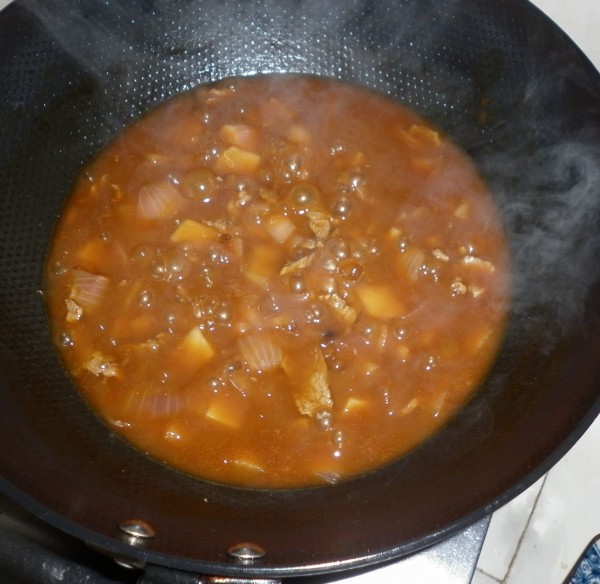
[45,75,510,488]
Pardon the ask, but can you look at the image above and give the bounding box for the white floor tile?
[476,476,545,581]
[532,0,600,68]
[471,568,501,584]
[505,416,600,584]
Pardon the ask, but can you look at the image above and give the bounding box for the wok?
[1,0,600,580]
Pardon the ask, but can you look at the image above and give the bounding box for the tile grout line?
[502,473,550,583]
[475,566,503,583]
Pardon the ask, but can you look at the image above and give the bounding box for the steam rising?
[20,0,600,347]
[500,141,600,339]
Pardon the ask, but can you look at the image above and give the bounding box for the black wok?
[1,0,600,579]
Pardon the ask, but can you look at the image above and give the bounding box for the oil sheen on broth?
[45,75,509,488]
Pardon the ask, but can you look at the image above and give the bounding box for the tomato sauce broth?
[45,75,509,488]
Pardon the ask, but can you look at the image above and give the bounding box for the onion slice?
[239,333,282,372]
[398,247,426,281]
[120,387,184,418]
[141,391,184,418]
[70,269,110,310]
[137,181,183,220]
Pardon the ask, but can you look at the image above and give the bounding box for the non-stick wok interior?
[1,0,600,578]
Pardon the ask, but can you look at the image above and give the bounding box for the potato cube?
[266,215,296,243]
[76,239,107,268]
[214,146,261,176]
[170,219,219,243]
[286,124,311,145]
[179,327,215,367]
[245,245,282,287]
[397,343,410,362]
[205,392,248,429]
[217,124,259,151]
[167,328,215,388]
[356,284,405,319]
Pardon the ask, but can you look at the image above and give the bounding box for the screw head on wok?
[112,519,156,570]
[118,518,156,540]
[227,542,267,564]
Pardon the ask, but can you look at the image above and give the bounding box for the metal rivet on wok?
[113,519,156,570]
[118,518,156,540]
[227,542,267,564]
